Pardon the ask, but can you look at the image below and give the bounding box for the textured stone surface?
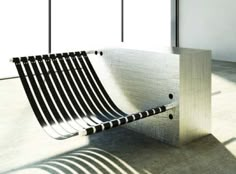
[93,48,211,145]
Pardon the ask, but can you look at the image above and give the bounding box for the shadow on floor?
[3,128,236,174]
[223,137,236,146]
[212,60,236,83]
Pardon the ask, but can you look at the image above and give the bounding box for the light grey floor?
[0,60,236,174]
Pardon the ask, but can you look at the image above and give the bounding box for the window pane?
[0,0,48,78]
[52,0,121,52]
[124,0,171,47]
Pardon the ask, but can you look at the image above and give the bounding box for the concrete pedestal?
[90,47,211,146]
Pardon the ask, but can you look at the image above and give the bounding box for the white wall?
[180,0,236,62]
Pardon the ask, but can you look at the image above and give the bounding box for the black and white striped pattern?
[12,51,169,139]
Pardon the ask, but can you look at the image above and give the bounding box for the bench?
[11,47,211,146]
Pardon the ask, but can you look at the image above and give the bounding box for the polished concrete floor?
[0,60,236,174]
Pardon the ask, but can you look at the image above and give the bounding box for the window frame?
[0,0,178,80]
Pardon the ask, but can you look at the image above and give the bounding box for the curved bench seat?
[12,51,173,140]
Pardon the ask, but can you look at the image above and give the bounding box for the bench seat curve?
[12,51,175,140]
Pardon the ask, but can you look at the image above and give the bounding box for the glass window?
[0,0,48,78]
[52,0,121,52]
[0,0,173,78]
[124,0,171,47]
